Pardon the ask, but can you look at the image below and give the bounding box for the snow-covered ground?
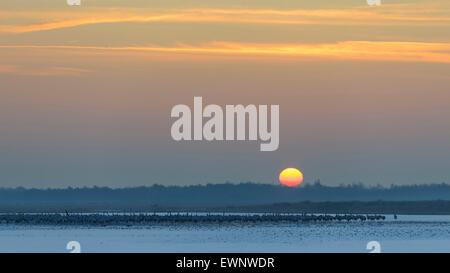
[0,215,449,253]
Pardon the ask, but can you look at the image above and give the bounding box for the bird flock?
[0,213,386,226]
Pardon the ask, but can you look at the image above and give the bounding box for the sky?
[0,0,450,188]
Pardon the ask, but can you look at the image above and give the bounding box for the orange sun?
[279,168,303,187]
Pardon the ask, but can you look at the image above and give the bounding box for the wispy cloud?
[0,7,449,33]
[2,41,450,63]
[0,64,92,76]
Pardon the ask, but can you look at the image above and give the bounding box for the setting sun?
[279,168,303,187]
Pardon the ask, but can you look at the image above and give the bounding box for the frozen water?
[0,215,448,253]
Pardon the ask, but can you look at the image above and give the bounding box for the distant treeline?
[0,182,449,212]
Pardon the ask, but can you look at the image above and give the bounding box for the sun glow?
[279,168,304,187]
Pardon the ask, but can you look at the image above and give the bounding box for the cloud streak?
[0,64,92,76]
[1,41,450,63]
[1,7,449,33]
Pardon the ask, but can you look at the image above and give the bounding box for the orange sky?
[0,0,449,188]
